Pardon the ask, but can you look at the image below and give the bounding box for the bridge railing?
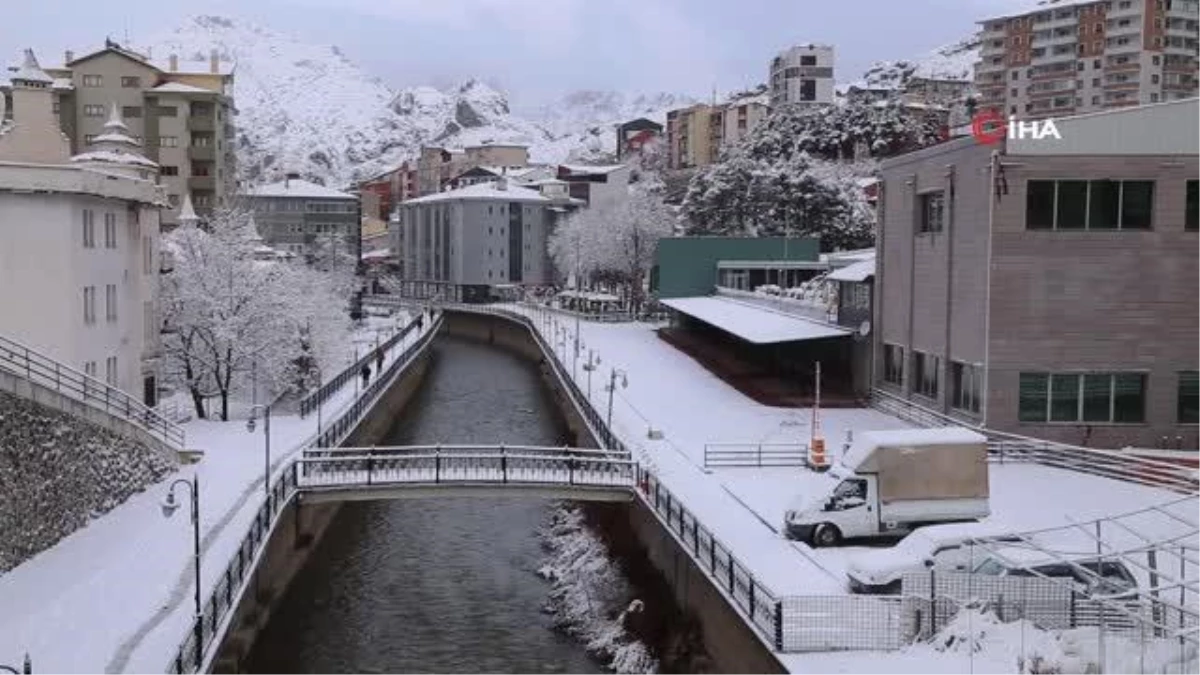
[871,387,1198,494]
[0,332,185,450]
[298,314,423,418]
[299,447,636,489]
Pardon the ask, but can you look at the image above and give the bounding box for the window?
[105,284,117,322]
[159,136,179,148]
[143,235,152,274]
[919,191,945,233]
[82,74,102,87]
[191,134,211,147]
[883,341,902,384]
[83,104,105,117]
[1019,372,1146,423]
[951,362,982,414]
[913,351,939,399]
[1186,180,1198,231]
[121,76,141,88]
[105,356,117,387]
[1180,371,1199,424]
[161,165,179,176]
[1012,70,1019,80]
[84,361,97,378]
[122,105,142,119]
[103,212,117,248]
[168,194,180,207]
[82,209,95,248]
[1026,180,1154,230]
[156,106,178,117]
[800,55,817,66]
[83,286,96,325]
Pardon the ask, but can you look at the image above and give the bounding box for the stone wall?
[0,389,175,572]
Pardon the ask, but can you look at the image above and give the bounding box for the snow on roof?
[660,296,850,344]
[70,150,159,169]
[361,248,394,260]
[248,178,356,200]
[150,81,218,94]
[92,132,141,146]
[559,163,627,175]
[826,258,875,282]
[403,180,551,205]
[150,58,235,76]
[983,0,1101,21]
[51,78,73,90]
[12,49,53,85]
[840,427,988,471]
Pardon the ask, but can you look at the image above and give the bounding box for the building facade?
[616,118,664,160]
[665,101,770,169]
[245,174,360,261]
[874,99,1198,450]
[556,164,631,206]
[975,0,1199,119]
[414,143,531,196]
[390,179,578,302]
[769,44,836,107]
[2,39,237,227]
[0,50,165,404]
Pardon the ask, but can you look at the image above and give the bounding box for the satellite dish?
[857,320,872,337]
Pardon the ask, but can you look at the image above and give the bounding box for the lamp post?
[605,368,628,429]
[582,349,601,400]
[246,405,272,507]
[161,475,202,670]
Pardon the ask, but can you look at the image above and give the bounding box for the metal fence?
[872,387,1199,494]
[298,315,423,418]
[0,333,185,450]
[703,443,809,468]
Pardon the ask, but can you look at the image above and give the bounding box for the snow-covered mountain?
[145,16,692,187]
[854,37,981,91]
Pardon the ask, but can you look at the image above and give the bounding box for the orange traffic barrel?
[810,437,828,469]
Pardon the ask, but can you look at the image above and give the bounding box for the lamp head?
[161,490,180,518]
[246,416,256,433]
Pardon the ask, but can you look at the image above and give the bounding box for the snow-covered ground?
[0,309,428,673]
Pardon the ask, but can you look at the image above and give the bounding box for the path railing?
[872,387,1198,494]
[703,443,809,468]
[298,314,423,418]
[0,333,185,450]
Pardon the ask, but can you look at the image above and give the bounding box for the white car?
[846,522,1020,594]
[970,545,1139,596]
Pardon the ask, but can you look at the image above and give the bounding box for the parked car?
[846,522,1021,594]
[970,545,1139,596]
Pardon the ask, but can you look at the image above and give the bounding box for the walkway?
[0,311,433,674]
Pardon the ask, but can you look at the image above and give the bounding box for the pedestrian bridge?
[297,445,637,503]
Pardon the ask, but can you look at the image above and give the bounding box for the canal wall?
[443,309,784,674]
[207,325,439,673]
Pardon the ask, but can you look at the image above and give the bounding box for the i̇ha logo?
[971,110,1063,145]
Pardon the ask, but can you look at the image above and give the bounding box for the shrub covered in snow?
[0,390,175,572]
[537,505,658,673]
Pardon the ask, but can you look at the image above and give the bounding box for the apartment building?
[874,99,1198,450]
[769,44,836,107]
[665,100,770,169]
[0,50,166,404]
[556,164,632,206]
[415,143,530,196]
[616,118,663,160]
[975,0,1199,119]
[245,174,360,261]
[390,178,582,302]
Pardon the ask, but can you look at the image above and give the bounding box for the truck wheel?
[812,523,842,547]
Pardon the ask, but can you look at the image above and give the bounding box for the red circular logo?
[971,110,1007,145]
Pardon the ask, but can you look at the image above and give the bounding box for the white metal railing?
[703,443,809,468]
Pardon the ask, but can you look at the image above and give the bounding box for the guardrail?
[872,387,1198,494]
[0,333,185,450]
[298,314,423,418]
[703,443,809,468]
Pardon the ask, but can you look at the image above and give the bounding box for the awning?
[660,296,850,344]
[827,259,875,282]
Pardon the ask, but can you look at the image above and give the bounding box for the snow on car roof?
[840,427,988,470]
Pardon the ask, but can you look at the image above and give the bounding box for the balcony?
[1106,21,1141,37]
[188,175,215,191]
[187,115,215,132]
[187,145,214,161]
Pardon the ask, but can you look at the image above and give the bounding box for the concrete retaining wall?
[207,328,438,673]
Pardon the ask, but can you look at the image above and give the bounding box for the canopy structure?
[826,258,875,282]
[660,296,850,344]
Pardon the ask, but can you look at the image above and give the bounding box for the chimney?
[209,48,219,74]
[496,176,508,191]
[65,50,74,64]
[285,171,300,189]
[169,53,178,72]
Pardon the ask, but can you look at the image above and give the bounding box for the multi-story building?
[769,44,836,107]
[556,163,632,206]
[665,100,770,169]
[874,99,1198,450]
[616,118,664,160]
[414,142,530,196]
[1,39,237,227]
[358,161,419,220]
[975,0,1199,119]
[390,178,581,302]
[0,50,166,404]
[245,173,360,261]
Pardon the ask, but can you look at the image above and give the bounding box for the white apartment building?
[769,44,836,107]
[0,50,166,404]
[975,0,1199,119]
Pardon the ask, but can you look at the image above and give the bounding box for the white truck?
[784,427,990,546]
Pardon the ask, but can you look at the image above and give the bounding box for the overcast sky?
[3,0,1021,109]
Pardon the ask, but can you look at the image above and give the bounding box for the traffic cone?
[810,437,829,471]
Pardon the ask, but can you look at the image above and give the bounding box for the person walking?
[360,362,372,388]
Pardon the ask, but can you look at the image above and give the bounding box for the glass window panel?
[1026,181,1056,229]
[1179,371,1199,424]
[1120,181,1154,230]
[1050,373,1080,422]
[1089,180,1120,229]
[1056,180,1089,229]
[1019,373,1049,422]
[1112,373,1146,423]
[1082,374,1112,422]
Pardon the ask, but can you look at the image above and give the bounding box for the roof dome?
[70,103,158,175]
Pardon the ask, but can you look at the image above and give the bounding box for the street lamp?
[161,475,203,670]
[605,368,628,429]
[246,405,272,507]
[582,349,601,400]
